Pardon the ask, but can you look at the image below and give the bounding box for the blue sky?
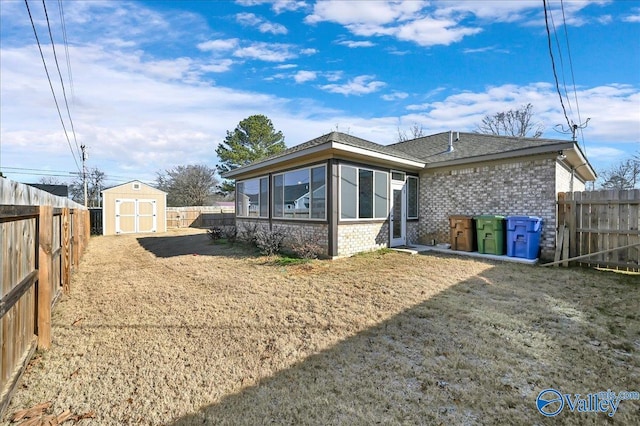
[1,0,639,187]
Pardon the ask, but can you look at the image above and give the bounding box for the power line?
[559,0,587,156]
[57,0,74,100]
[542,0,572,132]
[23,0,82,174]
[41,0,82,161]
[547,3,574,117]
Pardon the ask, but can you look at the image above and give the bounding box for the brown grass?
[3,228,639,425]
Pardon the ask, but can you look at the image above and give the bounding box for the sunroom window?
[236,177,268,218]
[340,165,388,220]
[273,165,326,220]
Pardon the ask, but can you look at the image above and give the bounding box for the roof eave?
[424,141,596,181]
[222,141,425,179]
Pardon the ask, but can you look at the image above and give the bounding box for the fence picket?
[557,189,640,271]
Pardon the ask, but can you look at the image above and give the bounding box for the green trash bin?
[474,215,506,255]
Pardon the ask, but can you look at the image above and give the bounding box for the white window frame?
[272,165,327,221]
[236,175,269,218]
[339,165,389,221]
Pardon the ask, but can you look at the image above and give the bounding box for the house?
[222,131,596,259]
[102,180,167,235]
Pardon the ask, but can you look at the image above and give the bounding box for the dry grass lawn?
[3,228,639,425]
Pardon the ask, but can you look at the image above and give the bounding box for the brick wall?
[273,222,329,256]
[418,156,558,259]
[337,222,389,256]
[407,221,419,246]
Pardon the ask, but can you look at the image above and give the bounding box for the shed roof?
[102,180,166,194]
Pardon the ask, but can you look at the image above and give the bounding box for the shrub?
[254,227,286,256]
[289,229,324,259]
[207,226,223,241]
[222,225,237,243]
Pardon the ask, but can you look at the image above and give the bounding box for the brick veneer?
[337,222,389,256]
[418,156,562,259]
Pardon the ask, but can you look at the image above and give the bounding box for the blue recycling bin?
[506,216,543,259]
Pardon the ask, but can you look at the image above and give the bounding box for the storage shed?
[102,180,166,236]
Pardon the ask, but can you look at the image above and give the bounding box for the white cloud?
[300,48,318,55]
[197,39,239,52]
[622,8,640,22]
[236,12,288,34]
[381,92,409,101]
[293,70,317,83]
[320,75,386,96]
[463,45,510,54]
[305,0,610,47]
[337,40,375,48]
[233,42,296,62]
[395,16,482,46]
[235,0,308,14]
[201,59,235,73]
[274,63,298,69]
[259,22,288,35]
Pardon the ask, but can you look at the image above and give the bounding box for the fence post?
[38,205,53,350]
[62,208,71,294]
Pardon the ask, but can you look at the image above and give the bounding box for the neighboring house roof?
[27,183,69,197]
[223,130,596,181]
[284,183,309,204]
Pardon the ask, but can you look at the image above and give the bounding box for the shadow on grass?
[136,233,257,258]
[167,263,638,425]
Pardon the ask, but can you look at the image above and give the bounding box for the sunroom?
[223,132,425,257]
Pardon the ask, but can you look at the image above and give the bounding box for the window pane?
[393,189,402,238]
[260,177,269,217]
[284,169,309,218]
[273,174,284,217]
[311,166,326,219]
[358,169,373,219]
[245,179,260,217]
[407,177,418,218]
[392,171,405,181]
[340,166,357,219]
[374,171,388,219]
[236,182,246,216]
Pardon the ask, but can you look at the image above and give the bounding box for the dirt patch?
[3,228,639,424]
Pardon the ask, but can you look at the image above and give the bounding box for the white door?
[115,199,157,234]
[390,181,406,247]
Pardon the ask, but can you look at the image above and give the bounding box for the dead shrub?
[288,229,324,259]
[254,227,286,256]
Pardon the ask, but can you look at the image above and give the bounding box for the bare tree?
[38,176,65,185]
[476,103,544,138]
[157,164,219,206]
[69,168,106,207]
[599,158,640,189]
[396,123,425,142]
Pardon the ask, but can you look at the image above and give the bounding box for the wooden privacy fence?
[0,179,90,416]
[166,206,235,229]
[557,189,640,271]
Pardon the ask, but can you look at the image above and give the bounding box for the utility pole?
[81,144,88,207]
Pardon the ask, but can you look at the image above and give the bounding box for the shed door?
[115,199,157,234]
